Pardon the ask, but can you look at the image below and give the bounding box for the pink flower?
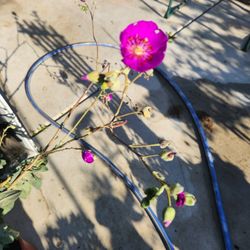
[82,150,94,164]
[104,93,113,102]
[120,20,168,72]
[176,192,186,207]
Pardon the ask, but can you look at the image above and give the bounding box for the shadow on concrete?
[12,11,93,95]
[5,200,43,250]
[94,175,153,250]
[139,0,163,17]
[213,152,250,250]
[173,76,250,144]
[44,212,107,250]
[41,158,107,250]
[10,8,250,250]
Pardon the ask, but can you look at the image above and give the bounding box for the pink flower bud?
[162,207,176,228]
[176,192,186,207]
[160,150,176,161]
[82,150,94,164]
[184,192,196,206]
[81,71,100,83]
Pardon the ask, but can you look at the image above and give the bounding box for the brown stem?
[85,2,99,70]
[8,154,44,190]
[59,90,103,145]
[43,82,94,152]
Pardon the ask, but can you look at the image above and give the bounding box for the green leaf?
[15,181,32,199]
[29,174,41,189]
[144,187,159,198]
[143,187,162,205]
[31,158,48,173]
[0,160,6,170]
[0,190,21,216]
[8,168,22,185]
[0,223,19,246]
[32,164,48,173]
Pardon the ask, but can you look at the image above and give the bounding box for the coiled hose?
[25,42,232,250]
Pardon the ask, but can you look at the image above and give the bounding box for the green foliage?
[141,185,166,208]
[0,190,21,216]
[0,155,48,248]
[141,197,150,208]
[0,160,6,170]
[15,180,32,199]
[0,224,19,248]
[13,157,47,198]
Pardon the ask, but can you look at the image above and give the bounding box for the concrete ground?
[0,0,249,249]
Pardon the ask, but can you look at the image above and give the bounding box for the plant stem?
[43,82,94,152]
[8,154,44,190]
[116,111,140,119]
[113,72,143,119]
[0,125,15,147]
[165,186,172,207]
[141,154,159,159]
[59,90,103,145]
[113,76,129,118]
[85,2,99,70]
[130,143,160,148]
[46,146,82,155]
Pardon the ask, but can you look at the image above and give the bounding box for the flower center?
[127,35,152,59]
[134,46,145,56]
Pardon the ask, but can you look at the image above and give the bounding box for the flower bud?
[103,71,120,91]
[170,183,184,197]
[159,139,171,149]
[144,187,159,200]
[141,197,150,208]
[82,150,95,164]
[104,71,119,80]
[152,171,165,181]
[176,192,186,207]
[81,71,100,83]
[184,192,196,206]
[101,82,109,90]
[162,207,176,228]
[102,93,113,103]
[160,150,176,161]
[142,106,152,118]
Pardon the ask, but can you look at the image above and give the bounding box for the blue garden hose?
[24,43,174,250]
[155,68,232,250]
[25,42,232,250]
